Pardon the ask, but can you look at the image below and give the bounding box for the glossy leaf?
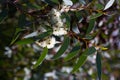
[0,9,7,23]
[72,55,87,73]
[86,19,95,34]
[89,13,103,20]
[33,47,48,69]
[96,52,102,80]
[64,43,80,61]
[83,47,96,56]
[104,0,115,10]
[52,36,70,60]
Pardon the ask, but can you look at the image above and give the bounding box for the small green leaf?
[96,52,102,80]
[44,0,59,5]
[0,9,8,23]
[96,4,104,10]
[72,55,87,73]
[33,47,48,69]
[83,47,96,56]
[85,34,94,40]
[35,30,52,40]
[86,19,95,34]
[51,0,59,4]
[10,28,26,45]
[64,43,80,61]
[90,13,103,20]
[52,36,70,60]
[16,38,34,45]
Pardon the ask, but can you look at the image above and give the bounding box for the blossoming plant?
[15,0,115,80]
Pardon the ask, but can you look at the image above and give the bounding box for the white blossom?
[60,5,70,13]
[53,27,67,36]
[36,37,57,49]
[56,21,64,27]
[63,0,73,6]
[24,67,31,80]
[4,47,12,58]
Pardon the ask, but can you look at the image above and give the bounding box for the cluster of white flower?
[51,8,68,36]
[35,8,68,49]
[26,0,76,49]
[36,37,57,49]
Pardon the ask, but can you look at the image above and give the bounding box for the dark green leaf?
[52,36,70,60]
[0,9,8,23]
[96,52,102,80]
[64,43,80,61]
[83,47,96,56]
[96,4,104,10]
[86,19,95,34]
[89,13,103,20]
[33,47,48,69]
[44,0,59,5]
[26,3,41,9]
[10,28,26,45]
[85,34,94,40]
[72,55,87,73]
[35,30,52,40]
[16,38,34,45]
[51,0,59,4]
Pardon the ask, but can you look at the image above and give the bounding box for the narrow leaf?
[35,30,52,40]
[83,47,96,56]
[52,36,70,60]
[104,0,115,10]
[86,19,95,34]
[72,55,87,73]
[16,38,34,45]
[64,44,80,61]
[51,0,59,4]
[89,13,103,20]
[33,47,48,69]
[96,52,102,80]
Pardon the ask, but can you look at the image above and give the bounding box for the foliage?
[0,0,120,80]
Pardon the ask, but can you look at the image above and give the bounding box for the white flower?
[24,67,31,80]
[60,0,73,13]
[53,27,67,36]
[63,0,73,6]
[60,5,70,13]
[36,37,56,49]
[52,9,61,18]
[56,21,64,27]
[4,47,12,58]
